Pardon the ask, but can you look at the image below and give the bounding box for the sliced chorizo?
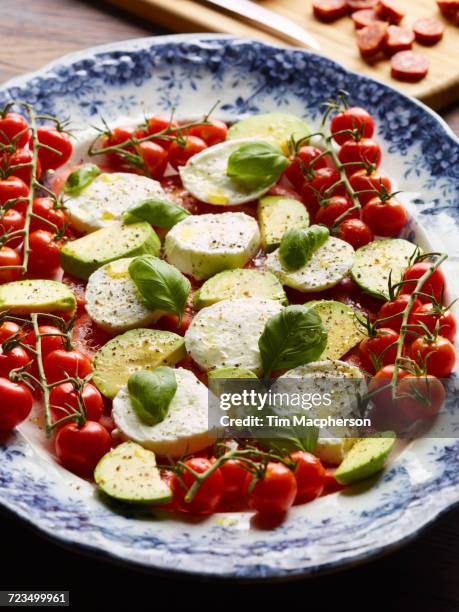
[351,8,384,28]
[376,0,406,24]
[312,0,349,22]
[413,18,445,45]
[436,0,459,19]
[346,0,378,11]
[384,25,415,56]
[391,51,429,82]
[356,22,389,58]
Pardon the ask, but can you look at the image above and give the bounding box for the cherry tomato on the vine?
[399,262,446,304]
[349,168,392,205]
[0,378,33,430]
[26,230,61,276]
[290,451,325,503]
[144,115,179,149]
[0,346,31,378]
[0,208,24,248]
[368,365,411,432]
[285,145,330,191]
[220,459,249,502]
[54,420,111,477]
[330,107,375,145]
[362,197,406,237]
[0,176,29,209]
[359,327,400,373]
[409,335,456,378]
[0,321,22,345]
[189,119,228,147]
[337,218,374,249]
[396,375,445,422]
[315,195,358,228]
[301,167,345,218]
[0,112,30,148]
[338,138,382,176]
[102,125,135,166]
[171,457,224,514]
[37,126,73,171]
[43,349,92,384]
[24,325,67,357]
[30,198,66,232]
[167,136,207,170]
[49,382,104,426]
[0,246,21,283]
[246,462,297,515]
[136,141,168,180]
[3,148,42,186]
[410,303,457,342]
[377,294,422,333]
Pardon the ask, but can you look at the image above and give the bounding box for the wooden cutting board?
[107,0,459,110]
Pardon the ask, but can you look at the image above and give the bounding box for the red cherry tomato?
[409,335,456,378]
[37,126,73,171]
[349,168,392,205]
[30,198,66,232]
[301,167,344,218]
[377,294,422,333]
[2,148,42,186]
[102,125,135,165]
[399,262,446,304]
[145,115,179,149]
[43,349,92,384]
[189,119,228,147]
[0,346,31,378]
[49,382,103,426]
[159,309,193,336]
[171,457,224,514]
[167,136,207,170]
[337,218,374,249]
[0,208,25,247]
[0,246,21,283]
[362,196,406,236]
[27,230,61,276]
[290,451,325,503]
[368,365,411,432]
[136,141,168,180]
[410,303,457,342]
[220,459,249,502]
[246,462,297,515]
[54,420,111,477]
[396,375,445,422]
[359,327,400,372]
[331,107,375,145]
[0,321,22,344]
[0,378,33,430]
[315,195,358,228]
[338,138,382,176]
[0,112,30,148]
[0,176,29,209]
[24,325,67,357]
[285,145,330,191]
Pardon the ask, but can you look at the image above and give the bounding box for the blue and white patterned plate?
[0,34,458,580]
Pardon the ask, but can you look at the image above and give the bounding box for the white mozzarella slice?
[164,212,260,280]
[185,298,283,374]
[265,237,355,292]
[65,172,165,233]
[112,368,213,458]
[179,138,277,205]
[85,258,161,335]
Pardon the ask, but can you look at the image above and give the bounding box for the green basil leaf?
[259,305,327,376]
[127,367,177,426]
[128,255,190,324]
[259,420,319,455]
[124,198,190,228]
[279,224,329,271]
[63,163,100,196]
[227,142,289,189]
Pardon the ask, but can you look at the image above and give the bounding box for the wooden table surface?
[0,0,458,607]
